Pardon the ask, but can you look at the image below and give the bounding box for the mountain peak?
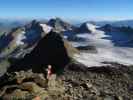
[47,18,74,32]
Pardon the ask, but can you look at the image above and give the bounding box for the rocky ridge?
[0,62,133,100]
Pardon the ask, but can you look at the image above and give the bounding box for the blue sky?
[0,0,133,21]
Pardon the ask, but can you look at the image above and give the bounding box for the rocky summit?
[0,62,133,100]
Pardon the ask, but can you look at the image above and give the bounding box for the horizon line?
[0,16,133,22]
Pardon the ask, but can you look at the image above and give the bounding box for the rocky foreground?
[0,62,133,100]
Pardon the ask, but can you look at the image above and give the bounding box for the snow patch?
[86,23,96,32]
[16,31,26,46]
[40,24,52,34]
[74,47,133,67]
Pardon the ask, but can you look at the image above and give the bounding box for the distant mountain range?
[0,19,80,60]
[0,19,30,35]
[0,17,133,57]
[1,18,133,55]
[0,18,133,33]
[0,18,133,77]
[94,20,133,27]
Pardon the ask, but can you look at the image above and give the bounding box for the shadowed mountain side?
[77,22,91,33]
[7,31,72,73]
[47,18,76,32]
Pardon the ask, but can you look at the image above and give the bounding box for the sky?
[0,0,133,21]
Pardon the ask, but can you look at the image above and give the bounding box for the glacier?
[72,23,133,67]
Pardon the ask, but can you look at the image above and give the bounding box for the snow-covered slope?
[16,31,26,46]
[40,24,52,34]
[72,23,133,67]
[86,23,99,33]
[14,23,52,47]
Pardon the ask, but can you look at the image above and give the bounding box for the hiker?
[46,65,52,79]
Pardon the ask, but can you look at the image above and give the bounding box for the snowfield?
[72,23,133,67]
[16,31,26,46]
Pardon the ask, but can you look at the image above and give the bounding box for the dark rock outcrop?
[7,31,78,73]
